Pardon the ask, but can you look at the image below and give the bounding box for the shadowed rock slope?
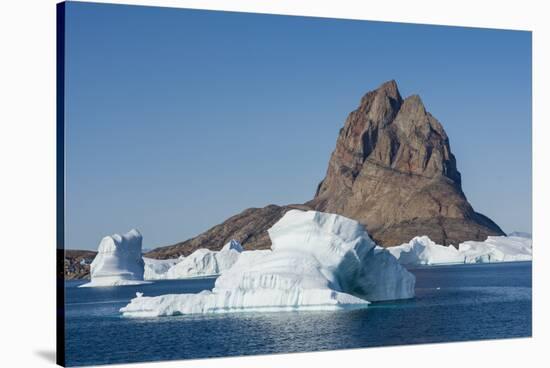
[146,204,310,259]
[146,80,504,258]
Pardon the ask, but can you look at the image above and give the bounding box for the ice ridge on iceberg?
[120,210,415,317]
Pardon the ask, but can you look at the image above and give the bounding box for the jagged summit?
[367,79,401,100]
[314,81,460,200]
[307,80,502,246]
[146,80,504,259]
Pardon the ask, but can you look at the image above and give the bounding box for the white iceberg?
[459,236,532,263]
[387,235,532,266]
[387,236,465,265]
[359,247,419,301]
[120,210,415,317]
[143,257,179,280]
[144,239,243,280]
[80,229,150,287]
[141,240,243,281]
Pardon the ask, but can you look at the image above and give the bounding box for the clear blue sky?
[65,2,532,250]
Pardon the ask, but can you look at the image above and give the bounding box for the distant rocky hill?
[145,80,504,259]
[64,250,96,280]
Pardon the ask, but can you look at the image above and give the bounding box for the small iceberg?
[120,210,415,317]
[387,235,532,266]
[386,236,465,265]
[143,239,244,280]
[164,239,243,279]
[143,257,179,280]
[80,229,150,288]
[459,235,532,263]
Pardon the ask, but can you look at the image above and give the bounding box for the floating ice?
[387,235,532,266]
[80,229,150,287]
[143,257,179,280]
[120,210,415,317]
[146,239,244,280]
[459,236,532,263]
[386,236,464,265]
[143,240,243,280]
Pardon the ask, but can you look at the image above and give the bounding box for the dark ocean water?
[64,262,532,366]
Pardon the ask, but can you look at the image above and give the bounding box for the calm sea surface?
[65,262,532,366]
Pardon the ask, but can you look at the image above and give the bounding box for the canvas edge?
[56,2,66,367]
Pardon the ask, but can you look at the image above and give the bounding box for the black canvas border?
[56,2,66,367]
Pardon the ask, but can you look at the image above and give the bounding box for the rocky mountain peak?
[308,80,503,246]
[146,80,505,259]
[368,79,401,102]
[358,79,403,126]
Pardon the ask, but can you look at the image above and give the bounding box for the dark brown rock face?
[146,80,504,259]
[64,250,97,279]
[306,80,504,246]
